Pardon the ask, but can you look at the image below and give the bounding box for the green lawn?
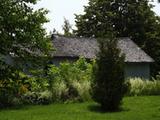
[0,96,160,120]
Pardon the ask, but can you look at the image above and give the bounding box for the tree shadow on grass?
[87,104,130,113]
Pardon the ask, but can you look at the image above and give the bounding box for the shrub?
[51,80,68,102]
[28,69,49,92]
[153,72,160,81]
[47,57,92,103]
[17,69,51,105]
[128,78,160,96]
[92,37,129,111]
[72,80,92,102]
[21,90,52,105]
[0,58,93,106]
[0,71,29,108]
[0,69,51,107]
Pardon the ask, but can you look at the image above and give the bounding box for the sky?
[34,0,160,33]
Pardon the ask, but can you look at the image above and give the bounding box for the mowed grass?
[0,96,160,120]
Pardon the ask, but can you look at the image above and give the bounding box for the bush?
[0,71,29,108]
[47,57,92,103]
[21,90,52,105]
[128,78,160,96]
[154,72,160,81]
[0,58,93,106]
[92,37,129,111]
[28,69,49,92]
[0,69,51,107]
[51,80,68,102]
[72,80,92,102]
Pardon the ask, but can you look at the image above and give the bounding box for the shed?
[52,36,154,79]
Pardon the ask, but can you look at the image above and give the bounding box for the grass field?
[0,96,160,120]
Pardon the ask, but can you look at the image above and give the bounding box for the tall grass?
[128,78,160,96]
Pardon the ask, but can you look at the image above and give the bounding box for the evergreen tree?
[92,33,127,111]
[62,18,73,37]
[75,0,160,75]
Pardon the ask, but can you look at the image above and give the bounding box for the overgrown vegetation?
[128,78,160,96]
[0,57,93,107]
[0,71,29,107]
[1,56,160,108]
[47,57,93,103]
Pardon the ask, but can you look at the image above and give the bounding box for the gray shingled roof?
[52,36,154,62]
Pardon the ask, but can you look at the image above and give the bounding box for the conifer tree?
[62,18,73,37]
[92,32,128,111]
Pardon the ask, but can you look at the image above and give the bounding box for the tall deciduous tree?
[0,0,52,106]
[0,0,52,75]
[75,0,160,75]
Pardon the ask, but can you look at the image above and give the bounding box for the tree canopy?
[0,0,52,80]
[62,18,73,37]
[75,0,160,75]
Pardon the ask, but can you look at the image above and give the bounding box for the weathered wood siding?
[125,62,150,79]
[51,57,78,66]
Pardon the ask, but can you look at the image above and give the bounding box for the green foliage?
[28,69,49,92]
[0,71,29,107]
[19,69,52,105]
[91,35,128,111]
[0,58,93,106]
[48,57,93,102]
[128,78,160,96]
[0,0,52,87]
[62,18,73,37]
[0,69,50,107]
[153,72,160,81]
[72,80,92,102]
[0,0,53,69]
[0,0,52,56]
[0,0,52,107]
[21,90,52,105]
[75,0,160,76]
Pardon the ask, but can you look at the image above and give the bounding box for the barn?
[52,36,154,79]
